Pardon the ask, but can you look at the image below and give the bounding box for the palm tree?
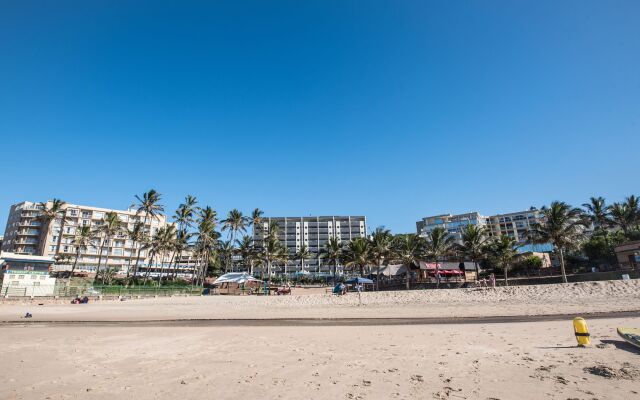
[171,229,192,279]
[582,196,610,233]
[222,209,248,245]
[69,226,94,285]
[458,224,490,277]
[342,237,370,277]
[126,221,146,281]
[94,211,124,284]
[256,221,287,290]
[132,190,164,274]
[609,203,633,235]
[393,234,425,290]
[193,206,219,285]
[369,227,393,290]
[236,235,256,274]
[424,227,455,287]
[250,208,264,233]
[152,225,177,284]
[527,201,588,283]
[295,244,312,278]
[37,199,67,256]
[218,240,234,273]
[320,237,343,284]
[173,195,198,232]
[487,235,519,286]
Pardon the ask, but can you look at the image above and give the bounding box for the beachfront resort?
[1,190,639,297]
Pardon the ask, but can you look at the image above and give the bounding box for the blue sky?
[1,1,638,233]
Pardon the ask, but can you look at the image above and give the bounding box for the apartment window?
[82,220,90,226]
[9,275,15,279]
[63,246,70,253]
[33,281,41,286]
[11,281,19,286]
[49,245,57,252]
[93,212,104,219]
[40,276,46,280]
[112,249,123,256]
[18,275,25,279]
[31,275,37,280]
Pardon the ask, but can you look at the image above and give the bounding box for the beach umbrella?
[345,277,374,285]
[213,272,262,285]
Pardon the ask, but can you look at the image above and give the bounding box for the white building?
[1,252,57,297]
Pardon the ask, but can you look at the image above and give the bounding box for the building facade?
[2,201,168,274]
[253,216,367,276]
[416,208,545,244]
[416,212,487,242]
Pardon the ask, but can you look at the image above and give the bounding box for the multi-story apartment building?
[485,209,545,242]
[2,201,168,274]
[416,212,487,242]
[253,216,367,276]
[416,208,545,244]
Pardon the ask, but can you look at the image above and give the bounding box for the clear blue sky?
[1,1,638,234]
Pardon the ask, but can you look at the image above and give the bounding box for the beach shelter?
[345,277,374,285]
[213,272,262,285]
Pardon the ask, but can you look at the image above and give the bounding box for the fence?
[1,284,203,298]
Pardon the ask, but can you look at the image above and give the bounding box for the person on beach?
[489,273,496,288]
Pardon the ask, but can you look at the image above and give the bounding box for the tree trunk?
[101,237,112,284]
[504,264,509,287]
[267,259,272,295]
[435,258,440,288]
[376,260,381,291]
[559,247,568,283]
[95,236,106,284]
[405,264,411,290]
[132,215,149,279]
[69,247,81,286]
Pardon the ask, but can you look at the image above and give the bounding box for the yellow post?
[573,317,591,347]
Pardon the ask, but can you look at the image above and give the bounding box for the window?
[18,275,25,279]
[93,212,104,219]
[11,281,19,286]
[31,275,37,280]
[40,276,46,280]
[9,275,15,279]
[49,245,57,252]
[33,282,40,286]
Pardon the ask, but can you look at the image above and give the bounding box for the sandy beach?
[1,280,639,399]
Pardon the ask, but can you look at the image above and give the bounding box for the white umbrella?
[213,272,262,285]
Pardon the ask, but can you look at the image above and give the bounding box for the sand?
[1,280,639,321]
[1,280,639,399]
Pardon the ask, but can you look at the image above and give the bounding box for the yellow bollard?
[573,317,591,347]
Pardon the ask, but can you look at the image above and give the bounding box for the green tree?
[582,196,610,233]
[458,224,490,277]
[392,234,425,290]
[36,199,67,257]
[295,244,312,277]
[424,227,455,287]
[256,221,287,290]
[527,201,588,283]
[369,227,393,290]
[132,190,164,274]
[69,226,94,285]
[236,235,257,275]
[94,211,124,284]
[193,206,219,285]
[343,237,370,277]
[126,221,147,281]
[487,235,519,286]
[320,237,343,284]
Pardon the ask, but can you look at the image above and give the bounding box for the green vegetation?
[48,191,638,291]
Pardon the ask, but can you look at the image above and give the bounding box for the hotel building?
[253,216,367,276]
[416,208,545,244]
[1,201,169,274]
